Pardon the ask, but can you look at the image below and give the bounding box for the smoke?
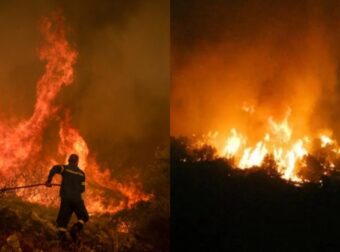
[0,0,169,175]
[171,0,340,143]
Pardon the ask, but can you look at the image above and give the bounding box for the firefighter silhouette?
[45,154,89,243]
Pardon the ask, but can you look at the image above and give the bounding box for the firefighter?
[45,154,89,244]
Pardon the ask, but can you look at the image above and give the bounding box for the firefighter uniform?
[47,164,89,239]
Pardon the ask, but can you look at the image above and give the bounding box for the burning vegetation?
[182,108,340,184]
[0,12,169,251]
[172,0,340,185]
[0,12,151,214]
[171,0,340,250]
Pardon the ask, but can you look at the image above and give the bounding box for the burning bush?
[171,133,340,184]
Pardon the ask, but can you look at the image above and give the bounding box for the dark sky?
[171,0,340,142]
[0,0,169,172]
[172,0,340,53]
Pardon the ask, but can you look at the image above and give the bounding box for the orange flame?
[200,106,340,182]
[0,13,76,183]
[59,118,152,213]
[0,12,151,214]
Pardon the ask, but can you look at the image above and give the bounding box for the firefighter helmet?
[68,154,79,164]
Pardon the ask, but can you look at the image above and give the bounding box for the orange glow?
[223,128,243,157]
[199,107,339,182]
[0,12,151,214]
[58,118,152,213]
[320,135,333,148]
[171,0,340,184]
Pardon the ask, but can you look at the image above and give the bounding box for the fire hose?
[0,183,61,194]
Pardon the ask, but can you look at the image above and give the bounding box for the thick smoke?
[172,0,340,143]
[0,0,169,176]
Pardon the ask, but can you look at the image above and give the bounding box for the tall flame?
[0,12,151,214]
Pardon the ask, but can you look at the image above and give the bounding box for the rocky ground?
[0,195,168,252]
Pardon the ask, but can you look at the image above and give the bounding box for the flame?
[320,134,333,147]
[195,105,340,182]
[239,142,268,169]
[0,13,76,183]
[223,128,243,157]
[221,115,309,181]
[0,12,151,214]
[58,118,152,213]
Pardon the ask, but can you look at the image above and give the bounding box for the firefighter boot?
[70,221,84,243]
[57,229,68,248]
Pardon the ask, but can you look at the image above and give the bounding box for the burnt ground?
[171,137,340,251]
[0,196,168,252]
[0,150,169,252]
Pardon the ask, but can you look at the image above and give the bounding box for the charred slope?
[0,148,169,252]
[0,196,168,252]
[171,137,340,251]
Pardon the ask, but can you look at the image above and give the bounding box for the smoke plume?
[172,0,340,143]
[0,0,169,177]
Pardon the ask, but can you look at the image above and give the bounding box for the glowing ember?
[117,221,130,233]
[0,12,151,214]
[320,135,333,148]
[242,102,255,114]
